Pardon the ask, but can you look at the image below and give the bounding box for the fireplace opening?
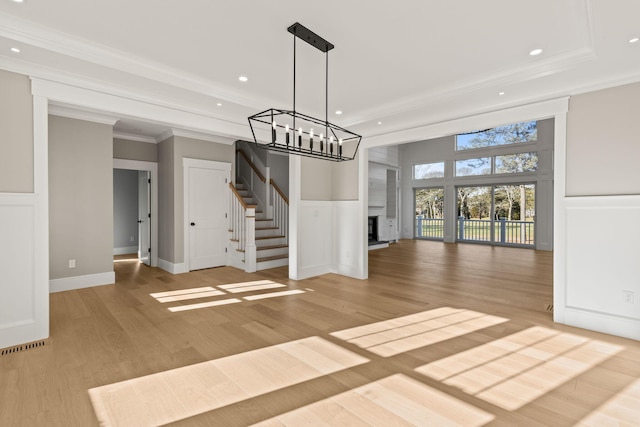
[368,216,378,243]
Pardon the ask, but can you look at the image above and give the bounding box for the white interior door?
[138,171,150,266]
[188,164,229,270]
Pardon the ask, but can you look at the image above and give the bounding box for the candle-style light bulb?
[298,127,302,149]
[310,129,314,151]
[339,138,343,157]
[330,136,334,156]
[320,133,323,153]
[285,124,290,146]
[271,120,276,143]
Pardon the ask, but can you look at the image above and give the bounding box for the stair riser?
[257,247,289,258]
[256,257,289,270]
[255,228,283,238]
[256,237,287,246]
[255,220,275,228]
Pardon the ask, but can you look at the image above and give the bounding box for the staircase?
[230,183,288,270]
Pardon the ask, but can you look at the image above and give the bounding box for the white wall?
[0,71,48,349]
[555,82,640,341]
[290,152,365,280]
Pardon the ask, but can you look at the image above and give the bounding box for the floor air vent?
[545,304,554,312]
[1,340,45,356]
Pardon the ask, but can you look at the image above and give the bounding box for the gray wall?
[566,81,640,196]
[113,138,158,162]
[301,154,359,201]
[158,135,234,264]
[49,116,114,279]
[266,151,289,196]
[113,169,139,250]
[0,70,33,193]
[158,136,175,262]
[398,119,554,250]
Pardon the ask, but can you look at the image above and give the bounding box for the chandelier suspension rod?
[293,32,296,134]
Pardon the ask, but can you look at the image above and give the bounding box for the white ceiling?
[1,0,639,143]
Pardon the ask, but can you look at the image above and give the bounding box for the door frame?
[183,158,231,272]
[113,159,158,267]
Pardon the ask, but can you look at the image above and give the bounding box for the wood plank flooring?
[1,240,639,426]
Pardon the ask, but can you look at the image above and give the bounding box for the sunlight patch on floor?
[244,290,305,301]
[331,307,509,357]
[168,298,242,312]
[576,378,640,426]
[251,374,494,427]
[218,280,286,293]
[150,286,218,298]
[148,281,305,312]
[154,289,226,303]
[416,326,625,410]
[89,336,369,426]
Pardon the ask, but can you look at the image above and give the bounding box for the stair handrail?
[229,182,257,209]
[270,179,289,205]
[236,148,266,183]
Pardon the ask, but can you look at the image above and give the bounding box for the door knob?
[138,220,143,223]
[190,222,196,226]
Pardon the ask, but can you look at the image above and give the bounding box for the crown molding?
[343,47,597,129]
[48,103,118,125]
[0,11,274,110]
[168,128,236,145]
[112,132,158,144]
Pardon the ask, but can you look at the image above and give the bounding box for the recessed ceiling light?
[238,76,248,82]
[335,110,342,115]
[12,0,25,3]
[529,48,543,56]
[217,102,222,106]
[499,91,505,96]
[629,37,639,44]
[10,47,20,53]
[377,121,382,125]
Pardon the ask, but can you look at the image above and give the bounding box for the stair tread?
[256,226,279,230]
[256,244,288,250]
[257,254,288,262]
[255,235,285,240]
[236,244,288,254]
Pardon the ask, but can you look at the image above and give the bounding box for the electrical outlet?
[68,259,76,268]
[623,290,634,304]
[130,236,135,242]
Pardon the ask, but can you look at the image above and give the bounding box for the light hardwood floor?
[1,240,639,426]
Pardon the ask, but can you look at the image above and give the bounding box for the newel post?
[245,206,257,272]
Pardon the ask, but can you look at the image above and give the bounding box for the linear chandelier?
[248,22,362,162]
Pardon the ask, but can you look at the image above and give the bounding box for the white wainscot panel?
[333,201,364,278]
[299,202,333,278]
[565,198,640,323]
[0,198,36,347]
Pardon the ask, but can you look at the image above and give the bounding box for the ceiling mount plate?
[287,22,334,52]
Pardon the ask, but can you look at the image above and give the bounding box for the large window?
[415,188,444,239]
[495,152,538,173]
[456,184,535,246]
[414,162,445,179]
[455,157,491,176]
[456,120,537,150]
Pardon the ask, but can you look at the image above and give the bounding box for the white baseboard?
[49,271,115,293]
[113,246,137,255]
[293,264,332,280]
[560,307,640,341]
[158,258,187,274]
[332,264,367,280]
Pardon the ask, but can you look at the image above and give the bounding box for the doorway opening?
[113,159,158,267]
